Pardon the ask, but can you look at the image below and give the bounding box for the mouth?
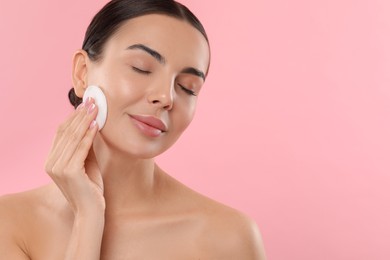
[128,114,167,137]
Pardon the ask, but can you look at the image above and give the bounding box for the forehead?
[104,14,210,71]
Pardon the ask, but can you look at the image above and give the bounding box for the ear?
[71,49,90,98]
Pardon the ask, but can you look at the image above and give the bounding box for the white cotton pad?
[83,85,108,131]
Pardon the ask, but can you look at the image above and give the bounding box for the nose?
[147,79,174,110]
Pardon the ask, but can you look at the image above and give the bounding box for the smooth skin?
[0,14,266,259]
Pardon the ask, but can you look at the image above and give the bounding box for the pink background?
[1,0,389,259]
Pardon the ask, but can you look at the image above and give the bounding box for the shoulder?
[168,177,266,259]
[0,186,50,229]
[0,185,58,239]
[0,185,49,214]
[198,198,267,259]
[0,189,42,258]
[0,184,66,259]
[0,189,35,224]
[156,169,267,258]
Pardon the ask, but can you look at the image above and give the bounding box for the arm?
[64,212,105,260]
[45,98,105,259]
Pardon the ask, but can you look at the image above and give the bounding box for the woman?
[0,0,266,259]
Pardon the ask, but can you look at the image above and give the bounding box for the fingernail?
[89,120,97,129]
[88,103,96,114]
[85,97,93,105]
[76,102,85,110]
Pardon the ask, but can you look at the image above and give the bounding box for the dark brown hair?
[68,0,209,109]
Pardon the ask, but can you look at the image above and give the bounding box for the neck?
[91,136,159,214]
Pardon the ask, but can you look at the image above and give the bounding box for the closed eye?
[178,84,196,96]
[132,66,151,75]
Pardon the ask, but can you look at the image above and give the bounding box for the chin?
[97,130,179,159]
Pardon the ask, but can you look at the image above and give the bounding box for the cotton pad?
[83,85,108,131]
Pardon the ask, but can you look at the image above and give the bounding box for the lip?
[128,114,167,137]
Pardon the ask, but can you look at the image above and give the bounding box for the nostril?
[149,94,173,110]
[152,99,172,109]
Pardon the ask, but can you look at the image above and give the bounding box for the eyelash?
[178,84,196,96]
[132,66,197,96]
[132,66,151,75]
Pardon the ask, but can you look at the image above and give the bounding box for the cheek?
[104,77,145,111]
[92,61,142,97]
[172,100,197,132]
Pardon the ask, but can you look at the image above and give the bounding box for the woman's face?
[83,14,210,158]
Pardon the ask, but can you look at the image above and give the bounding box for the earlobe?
[71,49,89,98]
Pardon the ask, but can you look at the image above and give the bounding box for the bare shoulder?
[0,188,39,226]
[164,174,267,259]
[0,185,54,229]
[0,185,54,259]
[0,185,52,214]
[196,194,267,259]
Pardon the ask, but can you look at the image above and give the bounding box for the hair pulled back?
[68,0,209,109]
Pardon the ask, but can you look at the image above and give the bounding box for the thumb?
[85,147,104,192]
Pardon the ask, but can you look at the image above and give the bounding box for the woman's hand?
[44,97,105,215]
[45,97,105,259]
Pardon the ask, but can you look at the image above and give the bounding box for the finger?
[45,102,87,173]
[45,100,94,175]
[55,100,93,152]
[85,148,104,192]
[49,102,87,153]
[48,118,98,203]
[56,100,97,170]
[66,117,99,176]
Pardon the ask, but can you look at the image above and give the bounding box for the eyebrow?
[181,67,205,81]
[125,43,206,81]
[126,44,166,64]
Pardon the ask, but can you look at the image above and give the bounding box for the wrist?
[74,208,105,223]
